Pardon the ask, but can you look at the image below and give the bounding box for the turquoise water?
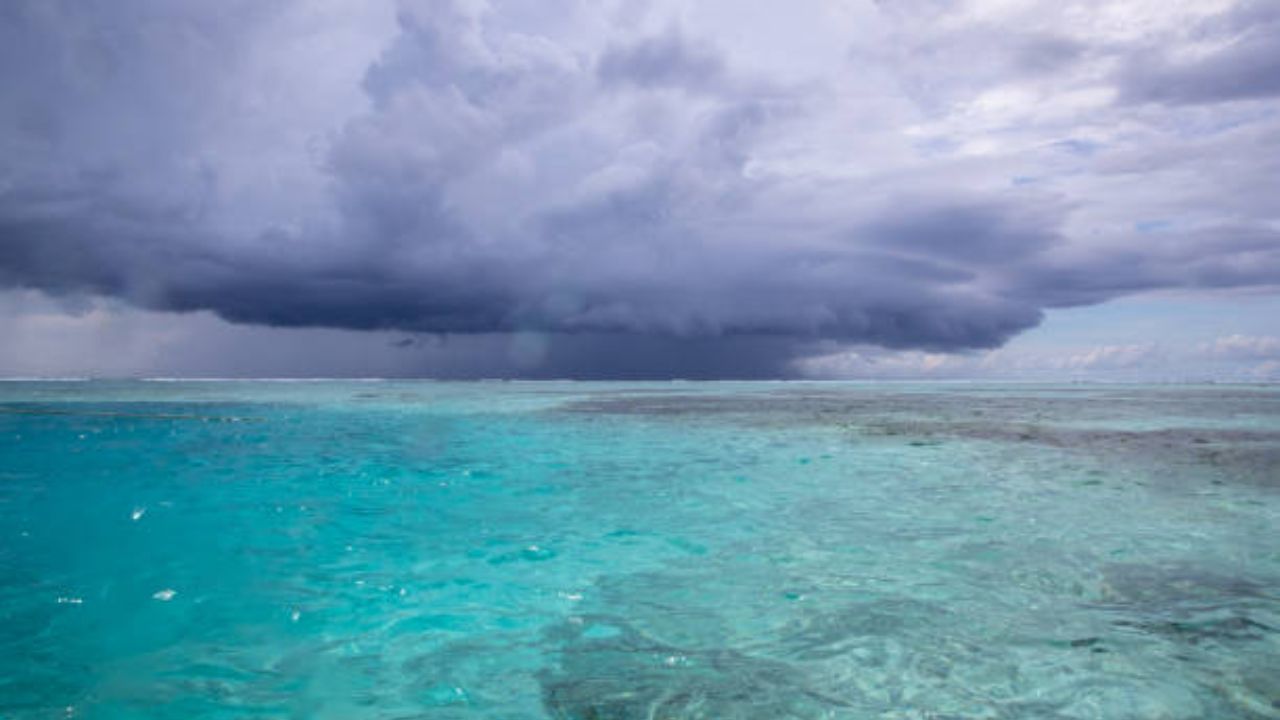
[2,381,1278,719]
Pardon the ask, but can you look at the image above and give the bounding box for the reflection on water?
[0,381,1278,718]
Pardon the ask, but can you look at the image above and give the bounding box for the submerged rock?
[1098,563,1267,607]
[540,616,854,720]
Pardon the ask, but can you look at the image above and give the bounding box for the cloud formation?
[1200,334,1280,361]
[1,0,1278,376]
[1117,1,1280,105]
[794,342,1166,380]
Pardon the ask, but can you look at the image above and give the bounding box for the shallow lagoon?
[2,381,1278,718]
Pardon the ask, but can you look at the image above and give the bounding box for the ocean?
[1,381,1277,718]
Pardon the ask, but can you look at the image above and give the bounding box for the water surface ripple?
[1,382,1278,718]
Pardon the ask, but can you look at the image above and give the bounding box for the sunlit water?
[2,381,1278,719]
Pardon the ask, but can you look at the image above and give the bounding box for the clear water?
[1,381,1278,719]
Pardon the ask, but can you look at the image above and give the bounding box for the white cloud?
[1052,343,1156,370]
[793,341,1164,379]
[1199,334,1280,360]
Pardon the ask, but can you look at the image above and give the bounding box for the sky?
[0,0,1277,379]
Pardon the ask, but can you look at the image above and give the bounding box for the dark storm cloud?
[1012,35,1086,76]
[1118,39,1280,106]
[1,0,1279,377]
[597,31,726,90]
[863,202,1059,263]
[1005,224,1280,309]
[1117,1,1280,105]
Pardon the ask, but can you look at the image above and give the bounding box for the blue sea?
[1,381,1278,719]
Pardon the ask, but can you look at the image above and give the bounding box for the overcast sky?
[1,0,1278,379]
